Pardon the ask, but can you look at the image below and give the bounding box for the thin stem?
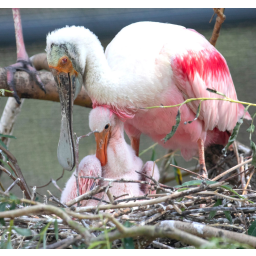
[142,97,256,109]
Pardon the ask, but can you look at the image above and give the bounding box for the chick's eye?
[105,124,109,129]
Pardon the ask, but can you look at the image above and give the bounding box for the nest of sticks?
[1,141,256,249]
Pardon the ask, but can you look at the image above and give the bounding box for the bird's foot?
[199,164,208,179]
[5,59,46,104]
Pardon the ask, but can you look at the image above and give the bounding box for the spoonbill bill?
[46,22,250,177]
[61,107,159,206]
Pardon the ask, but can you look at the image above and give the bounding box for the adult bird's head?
[46,26,88,171]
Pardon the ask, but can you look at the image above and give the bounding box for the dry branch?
[0,204,92,244]
[158,220,256,248]
[0,144,31,199]
[66,185,108,207]
[209,8,226,46]
[74,181,225,212]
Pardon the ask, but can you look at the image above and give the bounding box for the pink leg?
[197,138,208,179]
[5,8,45,104]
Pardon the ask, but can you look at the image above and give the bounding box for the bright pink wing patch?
[171,47,247,132]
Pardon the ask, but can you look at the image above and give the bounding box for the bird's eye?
[105,124,109,129]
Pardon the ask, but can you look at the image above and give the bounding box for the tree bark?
[0,67,92,108]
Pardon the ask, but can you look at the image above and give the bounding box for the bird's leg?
[131,136,140,157]
[197,138,208,179]
[5,8,45,104]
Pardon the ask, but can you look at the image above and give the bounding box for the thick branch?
[158,220,256,248]
[91,224,211,248]
[0,68,92,108]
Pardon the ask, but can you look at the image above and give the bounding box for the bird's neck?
[84,40,117,104]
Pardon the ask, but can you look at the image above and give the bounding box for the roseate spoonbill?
[61,107,159,206]
[46,22,251,177]
[5,8,45,103]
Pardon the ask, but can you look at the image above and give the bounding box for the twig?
[243,168,255,195]
[212,158,252,181]
[5,178,20,193]
[47,190,67,208]
[240,155,247,194]
[152,241,175,249]
[169,205,256,216]
[44,235,82,249]
[56,235,82,249]
[169,163,210,181]
[74,181,225,212]
[0,144,31,199]
[35,169,65,189]
[51,179,62,192]
[139,142,158,156]
[7,161,18,177]
[209,8,226,47]
[0,180,5,191]
[106,189,116,205]
[31,186,37,201]
[66,185,108,207]
[0,204,92,244]
[222,166,252,182]
[95,182,112,214]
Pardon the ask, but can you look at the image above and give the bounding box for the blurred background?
[0,8,256,200]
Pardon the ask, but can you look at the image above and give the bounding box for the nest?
[1,141,256,249]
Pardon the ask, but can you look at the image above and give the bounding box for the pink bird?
[61,107,160,206]
[46,22,251,177]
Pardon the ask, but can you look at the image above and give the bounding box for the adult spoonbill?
[61,107,159,206]
[46,22,250,177]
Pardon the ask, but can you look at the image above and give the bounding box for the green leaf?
[174,180,216,188]
[9,201,16,211]
[37,222,52,249]
[247,124,255,134]
[72,243,87,249]
[184,100,202,124]
[0,140,7,150]
[0,89,13,96]
[163,108,181,142]
[0,134,16,139]
[0,218,5,226]
[177,187,189,192]
[171,156,182,185]
[248,220,256,237]
[13,226,32,237]
[250,140,256,167]
[6,240,13,249]
[223,105,250,154]
[123,237,135,249]
[206,88,226,97]
[208,199,222,220]
[123,221,135,249]
[150,148,156,161]
[224,211,233,224]
[54,219,58,240]
[0,202,7,212]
